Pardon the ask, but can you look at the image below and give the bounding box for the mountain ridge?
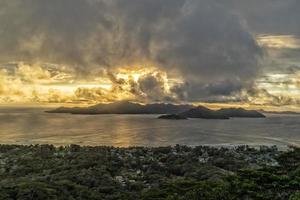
[46,101,266,119]
[46,101,194,115]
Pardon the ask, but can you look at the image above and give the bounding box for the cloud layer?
[0,0,264,102]
[0,0,299,107]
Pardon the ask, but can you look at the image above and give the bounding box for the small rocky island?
[158,106,265,120]
[179,106,229,119]
[218,108,266,118]
[158,114,188,120]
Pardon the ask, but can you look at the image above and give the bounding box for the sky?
[0,0,299,111]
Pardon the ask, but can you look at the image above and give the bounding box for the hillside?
[0,145,299,199]
[46,101,194,114]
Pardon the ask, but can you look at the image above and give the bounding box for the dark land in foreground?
[0,145,299,200]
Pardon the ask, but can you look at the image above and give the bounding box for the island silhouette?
[46,101,265,119]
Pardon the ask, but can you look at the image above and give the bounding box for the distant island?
[159,106,265,120]
[46,101,193,115]
[47,101,266,119]
[217,108,266,118]
[260,109,300,115]
[179,106,229,119]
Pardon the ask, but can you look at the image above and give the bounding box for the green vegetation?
[0,144,299,199]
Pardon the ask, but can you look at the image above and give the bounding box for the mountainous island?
[46,101,193,115]
[47,101,265,119]
[159,106,265,120]
[179,106,230,119]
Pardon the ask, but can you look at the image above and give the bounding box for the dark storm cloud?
[137,73,174,101]
[287,65,300,74]
[0,0,264,101]
[222,0,300,35]
[202,80,243,96]
[245,88,300,106]
[175,79,245,102]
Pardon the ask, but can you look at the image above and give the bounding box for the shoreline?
[0,143,294,149]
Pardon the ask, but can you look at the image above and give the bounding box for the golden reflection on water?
[0,108,300,147]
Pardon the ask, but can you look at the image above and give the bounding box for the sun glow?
[115,67,158,81]
[1,61,299,111]
[257,35,300,49]
[0,62,185,104]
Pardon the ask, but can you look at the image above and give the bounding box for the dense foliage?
[0,144,299,199]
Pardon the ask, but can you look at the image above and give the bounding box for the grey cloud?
[245,88,300,106]
[202,80,243,96]
[259,47,300,74]
[287,65,300,74]
[173,79,246,103]
[138,74,167,101]
[222,0,300,35]
[0,0,263,102]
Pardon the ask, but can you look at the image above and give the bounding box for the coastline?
[0,142,295,150]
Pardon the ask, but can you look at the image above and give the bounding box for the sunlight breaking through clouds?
[0,61,299,109]
[0,0,299,110]
[257,35,300,49]
[0,62,186,104]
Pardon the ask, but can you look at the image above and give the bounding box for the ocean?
[0,107,299,148]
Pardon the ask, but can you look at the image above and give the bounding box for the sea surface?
[0,107,299,147]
